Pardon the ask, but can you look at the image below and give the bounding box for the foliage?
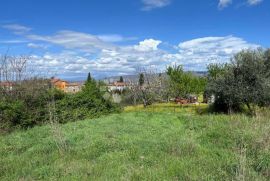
[207,49,270,114]
[166,65,207,98]
[87,72,92,82]
[0,74,120,131]
[55,88,120,123]
[139,73,144,86]
[0,79,52,130]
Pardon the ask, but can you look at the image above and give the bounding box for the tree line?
[1,48,270,131]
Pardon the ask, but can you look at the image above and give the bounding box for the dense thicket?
[55,76,120,123]
[0,73,120,131]
[206,49,270,114]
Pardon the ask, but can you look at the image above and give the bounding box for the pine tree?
[87,72,92,83]
[139,73,144,86]
[84,72,101,97]
[119,76,124,83]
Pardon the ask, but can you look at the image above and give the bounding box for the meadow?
[0,104,269,180]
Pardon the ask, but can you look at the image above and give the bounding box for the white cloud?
[28,35,260,78]
[141,0,171,11]
[218,0,232,9]
[27,30,115,53]
[27,43,47,49]
[247,0,263,5]
[2,24,31,34]
[174,36,259,69]
[4,24,260,78]
[97,34,137,43]
[218,0,263,9]
[134,39,162,51]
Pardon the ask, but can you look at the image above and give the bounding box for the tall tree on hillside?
[84,72,101,97]
[87,72,92,83]
[119,76,124,83]
[139,73,144,86]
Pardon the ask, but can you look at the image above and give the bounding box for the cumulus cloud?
[28,35,260,79]
[218,0,232,9]
[173,36,259,69]
[134,39,162,51]
[1,24,261,78]
[141,0,171,11]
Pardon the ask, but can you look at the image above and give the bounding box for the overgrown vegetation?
[54,74,120,124]
[0,107,269,180]
[0,55,119,131]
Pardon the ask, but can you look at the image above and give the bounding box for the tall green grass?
[0,106,269,180]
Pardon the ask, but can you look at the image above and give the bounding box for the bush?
[0,77,121,131]
[55,91,120,123]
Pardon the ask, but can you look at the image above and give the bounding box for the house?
[50,78,68,91]
[107,81,129,92]
[65,82,83,93]
[0,82,14,91]
[50,77,83,93]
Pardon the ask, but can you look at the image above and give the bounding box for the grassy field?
[0,104,269,180]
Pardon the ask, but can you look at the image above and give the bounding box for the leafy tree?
[207,63,230,80]
[207,49,270,114]
[166,65,206,98]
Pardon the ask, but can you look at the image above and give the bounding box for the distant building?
[65,82,83,93]
[50,78,68,91]
[107,81,129,92]
[0,82,14,91]
[50,77,83,93]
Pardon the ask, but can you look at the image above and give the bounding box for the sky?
[0,0,269,80]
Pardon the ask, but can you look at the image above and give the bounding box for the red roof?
[50,78,67,84]
[113,82,127,86]
[0,82,14,87]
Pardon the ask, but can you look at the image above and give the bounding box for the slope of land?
[0,105,269,180]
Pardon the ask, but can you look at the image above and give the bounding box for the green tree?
[207,49,270,114]
[166,65,206,98]
[119,76,124,83]
[87,72,92,83]
[139,73,144,86]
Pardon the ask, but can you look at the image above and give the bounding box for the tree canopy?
[166,65,207,98]
[207,49,270,114]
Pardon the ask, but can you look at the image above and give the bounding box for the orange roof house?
[50,78,68,91]
[50,77,83,93]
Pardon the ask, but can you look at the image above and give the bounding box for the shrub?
[0,76,121,131]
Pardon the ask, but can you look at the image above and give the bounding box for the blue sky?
[0,0,269,80]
